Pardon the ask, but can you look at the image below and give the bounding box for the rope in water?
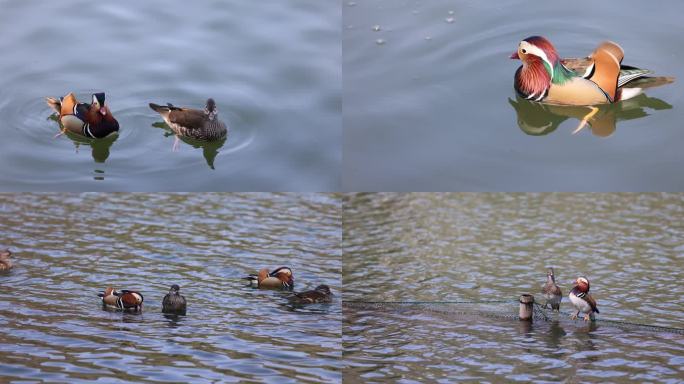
[343,299,684,335]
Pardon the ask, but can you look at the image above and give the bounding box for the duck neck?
[516,58,551,97]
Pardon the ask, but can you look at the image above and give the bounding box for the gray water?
[0,193,341,383]
[0,1,340,191]
[343,0,684,191]
[342,193,684,382]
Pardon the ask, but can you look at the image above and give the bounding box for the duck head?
[315,285,331,295]
[204,98,217,120]
[92,93,108,116]
[169,284,181,295]
[546,267,556,283]
[510,36,560,69]
[573,276,590,292]
[511,36,572,100]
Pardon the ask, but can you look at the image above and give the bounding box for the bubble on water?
[425,36,432,41]
[445,17,454,23]
[372,25,381,32]
[376,39,386,45]
[448,10,455,15]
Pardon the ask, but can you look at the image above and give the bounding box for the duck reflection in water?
[509,91,673,137]
[48,114,118,163]
[152,122,227,170]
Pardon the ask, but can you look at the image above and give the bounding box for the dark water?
[0,193,341,382]
[0,1,341,191]
[342,193,684,382]
[343,0,684,191]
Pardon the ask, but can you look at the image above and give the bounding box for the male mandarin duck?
[46,92,119,138]
[0,249,13,272]
[244,266,294,290]
[510,36,673,106]
[149,98,228,151]
[542,267,562,311]
[98,287,144,311]
[568,276,599,321]
[162,284,187,315]
[289,285,333,305]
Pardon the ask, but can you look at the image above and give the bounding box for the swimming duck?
[542,267,562,311]
[568,276,599,321]
[289,285,333,305]
[162,284,187,315]
[98,287,144,311]
[244,266,294,290]
[46,92,119,138]
[510,36,673,106]
[0,249,13,272]
[149,98,227,151]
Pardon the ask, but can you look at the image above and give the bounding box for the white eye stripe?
[520,41,554,79]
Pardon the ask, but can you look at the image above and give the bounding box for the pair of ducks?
[542,268,599,321]
[99,284,186,315]
[244,266,334,305]
[46,93,227,147]
[97,266,333,313]
[511,36,673,130]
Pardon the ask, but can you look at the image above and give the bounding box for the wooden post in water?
[519,294,534,321]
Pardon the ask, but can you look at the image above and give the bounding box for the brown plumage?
[289,285,333,305]
[0,249,13,272]
[542,268,562,311]
[149,98,227,142]
[162,284,187,315]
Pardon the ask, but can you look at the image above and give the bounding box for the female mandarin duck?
[162,284,187,315]
[46,93,119,138]
[244,266,294,290]
[511,36,673,106]
[149,98,227,151]
[542,268,562,311]
[98,287,144,311]
[289,285,333,305]
[568,276,599,321]
[0,249,13,272]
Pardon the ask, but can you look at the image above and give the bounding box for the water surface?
[343,0,684,191]
[0,1,340,191]
[342,193,684,382]
[0,193,341,382]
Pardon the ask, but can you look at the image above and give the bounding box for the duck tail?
[149,102,170,112]
[46,97,62,114]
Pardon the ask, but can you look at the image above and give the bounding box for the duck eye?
[521,49,527,54]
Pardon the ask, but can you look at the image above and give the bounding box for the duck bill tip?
[510,51,520,60]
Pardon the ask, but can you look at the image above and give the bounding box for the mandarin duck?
[98,287,144,311]
[162,284,187,315]
[0,249,13,272]
[244,266,294,290]
[511,36,673,105]
[46,93,119,138]
[149,98,227,151]
[568,276,599,321]
[542,268,562,311]
[511,36,673,130]
[289,285,333,305]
